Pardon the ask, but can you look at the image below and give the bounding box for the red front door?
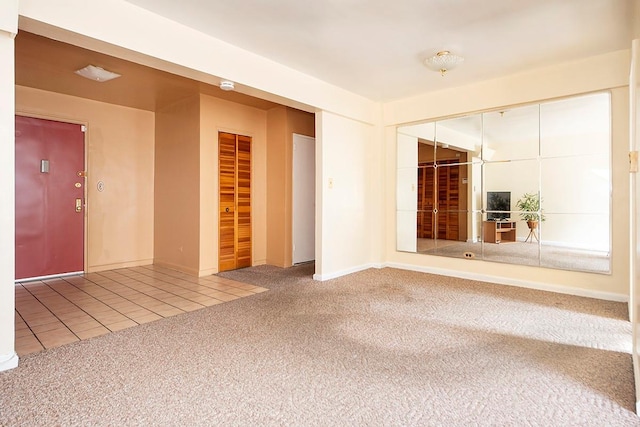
[15,116,85,280]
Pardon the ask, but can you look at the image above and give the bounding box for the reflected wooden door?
[417,165,434,238]
[437,164,460,240]
[218,132,251,272]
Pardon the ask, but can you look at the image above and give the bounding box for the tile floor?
[15,265,267,356]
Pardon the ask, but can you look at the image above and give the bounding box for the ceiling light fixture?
[75,65,121,82]
[425,51,464,76]
[219,80,235,91]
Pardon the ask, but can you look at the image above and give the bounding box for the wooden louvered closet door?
[417,161,461,241]
[436,163,460,241]
[219,132,252,272]
[417,165,434,238]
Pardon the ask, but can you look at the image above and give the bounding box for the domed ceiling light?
[219,80,235,91]
[424,51,464,76]
[75,65,121,82]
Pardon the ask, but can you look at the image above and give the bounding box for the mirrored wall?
[396,92,611,273]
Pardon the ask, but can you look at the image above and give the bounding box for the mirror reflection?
[397,92,611,274]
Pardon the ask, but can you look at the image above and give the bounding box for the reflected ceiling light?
[425,51,464,76]
[220,80,235,91]
[75,65,121,82]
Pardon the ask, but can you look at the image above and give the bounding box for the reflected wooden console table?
[483,221,516,244]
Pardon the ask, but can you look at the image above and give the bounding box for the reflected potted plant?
[516,192,545,233]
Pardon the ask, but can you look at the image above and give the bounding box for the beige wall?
[16,85,155,273]
[634,0,640,39]
[199,94,268,275]
[266,107,288,267]
[315,111,376,279]
[266,106,315,267]
[154,95,201,274]
[384,51,632,300]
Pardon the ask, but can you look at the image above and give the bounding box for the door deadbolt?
[225,207,230,213]
[75,198,82,212]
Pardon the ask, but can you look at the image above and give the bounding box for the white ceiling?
[125,0,634,102]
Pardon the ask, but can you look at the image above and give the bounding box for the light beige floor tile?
[60,314,96,325]
[92,313,129,324]
[16,327,35,338]
[130,313,163,324]
[154,307,185,317]
[23,315,60,327]
[75,326,110,340]
[47,304,84,315]
[198,298,225,307]
[187,295,218,304]
[208,292,240,302]
[37,330,79,349]
[221,289,255,297]
[171,301,205,312]
[15,266,265,356]
[15,335,44,356]
[67,320,103,333]
[30,322,68,334]
[119,305,151,315]
[105,319,137,332]
[230,283,259,291]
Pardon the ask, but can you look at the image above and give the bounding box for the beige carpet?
[0,265,637,426]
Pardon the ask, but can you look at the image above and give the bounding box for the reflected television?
[487,191,511,221]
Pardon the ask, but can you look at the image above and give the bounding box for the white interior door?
[293,134,315,264]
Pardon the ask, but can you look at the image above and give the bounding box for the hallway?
[14,265,267,356]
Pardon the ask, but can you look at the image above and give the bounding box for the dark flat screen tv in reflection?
[487,191,511,221]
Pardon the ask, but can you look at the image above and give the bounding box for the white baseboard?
[384,262,628,302]
[0,352,18,372]
[255,258,626,302]
[313,263,382,281]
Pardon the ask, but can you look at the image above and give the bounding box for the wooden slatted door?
[218,132,252,272]
[417,165,435,238]
[436,162,460,241]
[235,136,252,268]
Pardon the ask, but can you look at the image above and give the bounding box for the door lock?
[75,198,82,212]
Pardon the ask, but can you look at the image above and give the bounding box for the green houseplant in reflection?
[516,192,545,242]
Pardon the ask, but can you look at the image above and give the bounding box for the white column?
[0,1,18,372]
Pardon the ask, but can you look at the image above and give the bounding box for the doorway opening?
[292,134,315,265]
